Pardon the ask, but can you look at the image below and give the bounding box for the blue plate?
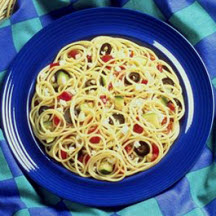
[1,8,214,207]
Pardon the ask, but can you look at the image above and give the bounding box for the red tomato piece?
[108,83,113,90]
[167,101,175,111]
[101,55,114,70]
[167,119,174,133]
[141,79,148,84]
[89,136,101,144]
[101,55,113,63]
[87,55,92,62]
[68,49,79,58]
[78,154,84,163]
[151,144,159,161]
[78,154,90,164]
[61,150,67,159]
[161,117,167,125]
[167,122,173,132]
[157,64,163,72]
[58,91,73,101]
[100,95,107,104]
[85,155,91,164]
[120,65,126,70]
[133,124,144,134]
[50,62,59,68]
[53,116,61,126]
[88,126,98,134]
[150,55,156,61]
[125,144,132,153]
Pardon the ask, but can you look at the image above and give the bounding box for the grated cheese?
[121,125,129,134]
[134,141,141,148]
[59,99,67,107]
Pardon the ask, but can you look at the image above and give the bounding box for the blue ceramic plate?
[1,8,214,207]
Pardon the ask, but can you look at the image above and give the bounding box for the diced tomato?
[120,65,126,70]
[101,55,113,63]
[50,62,59,68]
[78,154,84,163]
[130,51,134,57]
[58,91,73,101]
[87,55,92,62]
[167,122,173,132]
[100,95,108,104]
[85,155,90,164]
[141,79,148,84]
[101,55,114,70]
[125,144,132,153]
[79,154,90,164]
[157,64,163,72]
[119,74,124,80]
[150,55,156,61]
[133,124,144,134]
[53,116,61,126]
[152,144,159,161]
[60,150,67,159]
[34,100,39,106]
[108,83,113,90]
[68,49,79,58]
[89,136,101,144]
[161,117,167,125]
[88,126,98,134]
[167,101,175,111]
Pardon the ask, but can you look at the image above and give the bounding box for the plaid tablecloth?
[0,0,216,215]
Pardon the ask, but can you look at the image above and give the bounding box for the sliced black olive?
[85,79,97,88]
[112,113,125,124]
[124,72,141,85]
[74,105,81,116]
[162,77,174,86]
[64,109,72,124]
[174,98,182,109]
[39,106,49,115]
[100,71,107,86]
[134,141,150,156]
[108,117,114,125]
[100,43,112,55]
[162,65,171,73]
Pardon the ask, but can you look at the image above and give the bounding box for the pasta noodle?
[30,36,185,181]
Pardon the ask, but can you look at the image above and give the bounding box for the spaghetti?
[30,36,185,181]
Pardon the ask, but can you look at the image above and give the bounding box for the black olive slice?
[39,106,49,115]
[85,79,97,91]
[85,79,96,87]
[64,109,72,124]
[162,77,174,86]
[100,43,112,55]
[134,141,150,156]
[74,105,81,116]
[174,98,182,109]
[125,72,141,85]
[112,113,125,124]
[162,65,171,73]
[108,117,114,125]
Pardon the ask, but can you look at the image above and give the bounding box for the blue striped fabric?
[0,0,216,215]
